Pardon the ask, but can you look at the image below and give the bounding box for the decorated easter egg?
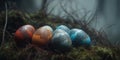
[51,29,72,51]
[69,29,91,47]
[14,25,35,46]
[56,25,70,33]
[32,25,53,46]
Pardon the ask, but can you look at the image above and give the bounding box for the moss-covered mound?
[0,10,120,60]
[0,40,120,60]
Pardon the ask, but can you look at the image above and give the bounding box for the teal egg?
[56,25,70,33]
[51,29,72,51]
[69,29,91,47]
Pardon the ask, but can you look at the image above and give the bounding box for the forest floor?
[0,10,120,60]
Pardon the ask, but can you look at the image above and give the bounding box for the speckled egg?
[32,25,53,46]
[56,25,70,33]
[69,29,91,47]
[51,29,72,51]
[14,25,35,46]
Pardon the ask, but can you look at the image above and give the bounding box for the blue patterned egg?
[56,25,70,33]
[69,29,91,47]
[51,29,72,51]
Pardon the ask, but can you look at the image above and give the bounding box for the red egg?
[14,25,35,46]
[32,26,53,46]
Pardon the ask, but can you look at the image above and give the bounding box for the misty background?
[1,0,120,44]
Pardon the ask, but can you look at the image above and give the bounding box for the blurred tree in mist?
[97,0,105,13]
[0,0,6,11]
[97,0,120,44]
[116,0,120,17]
[0,0,51,13]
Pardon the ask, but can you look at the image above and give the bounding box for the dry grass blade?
[1,2,8,46]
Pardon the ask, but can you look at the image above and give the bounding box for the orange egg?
[14,25,35,46]
[32,26,53,46]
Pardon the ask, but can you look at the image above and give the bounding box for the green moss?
[66,46,112,60]
[0,40,120,60]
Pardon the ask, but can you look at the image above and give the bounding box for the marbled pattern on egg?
[14,25,35,47]
[56,25,70,33]
[32,25,53,46]
[69,29,91,47]
[51,29,72,51]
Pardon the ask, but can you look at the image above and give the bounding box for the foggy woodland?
[0,0,120,44]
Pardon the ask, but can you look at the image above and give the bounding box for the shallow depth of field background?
[2,0,120,44]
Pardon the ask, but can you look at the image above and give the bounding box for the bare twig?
[47,4,57,16]
[99,23,116,32]
[87,10,97,25]
[60,2,76,23]
[1,2,8,46]
[41,0,54,12]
